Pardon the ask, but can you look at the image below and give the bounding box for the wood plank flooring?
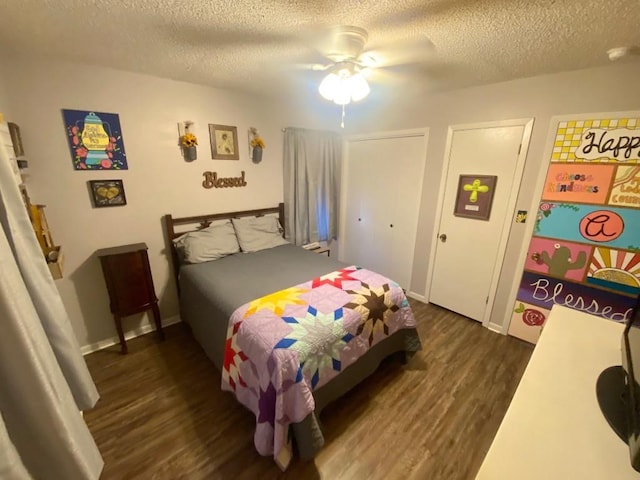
[84,299,533,480]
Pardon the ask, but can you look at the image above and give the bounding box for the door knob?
[439,234,447,242]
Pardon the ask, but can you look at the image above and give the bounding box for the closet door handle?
[390,224,394,228]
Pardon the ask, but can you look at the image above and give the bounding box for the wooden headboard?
[164,203,285,295]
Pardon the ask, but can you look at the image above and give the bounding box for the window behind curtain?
[283,128,342,245]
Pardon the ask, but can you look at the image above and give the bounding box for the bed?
[164,204,421,468]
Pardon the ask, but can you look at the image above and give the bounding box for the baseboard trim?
[407,291,427,303]
[486,321,505,335]
[81,315,181,355]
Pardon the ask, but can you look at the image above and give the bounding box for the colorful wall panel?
[509,115,640,344]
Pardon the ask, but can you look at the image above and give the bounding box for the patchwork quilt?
[221,265,418,469]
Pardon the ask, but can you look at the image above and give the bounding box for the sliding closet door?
[342,140,390,273]
[385,135,425,287]
[341,131,427,290]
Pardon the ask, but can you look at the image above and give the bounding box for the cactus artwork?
[541,244,587,278]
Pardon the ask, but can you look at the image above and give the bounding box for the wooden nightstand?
[96,243,164,354]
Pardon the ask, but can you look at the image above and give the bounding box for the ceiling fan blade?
[368,60,471,93]
[364,67,408,86]
[360,35,437,68]
[287,62,332,72]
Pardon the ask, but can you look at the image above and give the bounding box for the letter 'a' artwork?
[509,115,640,344]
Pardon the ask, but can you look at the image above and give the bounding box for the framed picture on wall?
[88,179,127,208]
[453,174,498,220]
[209,124,239,160]
[62,109,128,170]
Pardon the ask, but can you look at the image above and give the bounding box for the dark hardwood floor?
[84,299,533,480]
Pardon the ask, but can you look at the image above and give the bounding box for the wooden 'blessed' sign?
[202,171,247,189]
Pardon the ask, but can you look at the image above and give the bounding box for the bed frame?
[164,203,285,296]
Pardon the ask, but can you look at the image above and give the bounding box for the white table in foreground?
[476,305,640,479]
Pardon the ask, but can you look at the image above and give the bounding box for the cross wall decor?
[454,174,498,220]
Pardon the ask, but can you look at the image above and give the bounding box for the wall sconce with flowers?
[248,127,265,164]
[179,120,198,162]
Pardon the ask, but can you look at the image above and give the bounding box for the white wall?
[7,52,640,347]
[0,52,14,119]
[342,61,640,330]
[3,56,293,349]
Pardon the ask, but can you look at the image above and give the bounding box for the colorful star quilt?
[221,266,417,469]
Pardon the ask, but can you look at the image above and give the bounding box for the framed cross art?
[453,174,498,220]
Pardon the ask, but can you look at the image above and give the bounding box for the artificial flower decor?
[181,132,198,148]
[249,126,266,149]
[250,135,265,149]
[249,128,265,164]
[180,120,198,161]
[249,127,265,163]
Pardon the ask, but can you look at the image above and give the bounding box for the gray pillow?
[232,215,289,253]
[173,220,240,264]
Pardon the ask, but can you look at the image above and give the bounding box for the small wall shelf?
[30,204,63,280]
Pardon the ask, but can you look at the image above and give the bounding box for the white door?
[429,123,529,322]
[341,132,426,289]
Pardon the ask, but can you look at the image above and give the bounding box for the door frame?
[339,128,429,294]
[425,118,534,328]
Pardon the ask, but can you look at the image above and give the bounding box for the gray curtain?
[0,142,103,478]
[283,127,342,245]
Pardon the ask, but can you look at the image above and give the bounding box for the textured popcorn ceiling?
[0,0,639,97]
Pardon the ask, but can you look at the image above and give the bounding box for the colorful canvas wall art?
[509,301,551,344]
[524,237,592,282]
[509,115,640,344]
[63,109,128,170]
[587,248,640,296]
[608,166,640,208]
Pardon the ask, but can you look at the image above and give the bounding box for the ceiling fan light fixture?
[318,66,370,105]
[348,72,370,102]
[319,72,341,101]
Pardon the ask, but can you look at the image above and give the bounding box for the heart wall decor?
[88,179,127,207]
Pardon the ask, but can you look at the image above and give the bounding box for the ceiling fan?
[311,26,374,105]
[299,25,436,126]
